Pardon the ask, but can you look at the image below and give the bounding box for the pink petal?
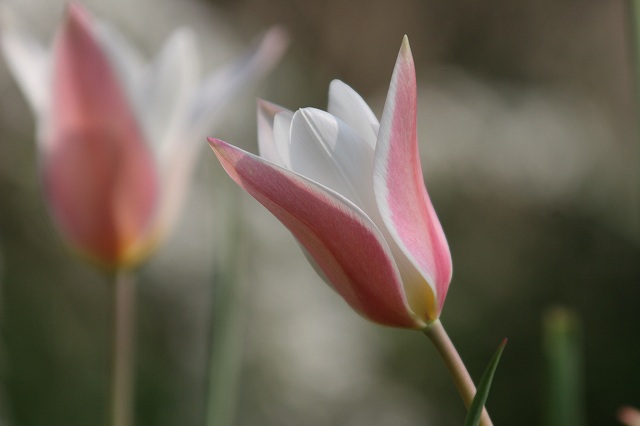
[44,4,159,267]
[373,36,452,317]
[208,138,424,328]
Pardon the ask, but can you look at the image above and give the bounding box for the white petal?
[288,108,376,211]
[144,29,202,239]
[0,5,51,125]
[328,79,379,149]
[186,26,288,137]
[257,100,291,167]
[157,27,286,236]
[138,28,200,158]
[272,109,294,168]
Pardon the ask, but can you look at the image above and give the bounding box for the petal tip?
[207,137,239,167]
[263,25,290,49]
[207,137,224,149]
[399,35,413,61]
[65,1,89,24]
[257,98,285,117]
[255,24,290,70]
[328,79,351,98]
[61,1,95,44]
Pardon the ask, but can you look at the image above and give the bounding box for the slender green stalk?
[423,320,492,426]
[543,307,584,426]
[630,0,640,232]
[109,269,136,426]
[205,185,246,426]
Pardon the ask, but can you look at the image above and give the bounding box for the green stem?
[630,0,640,233]
[543,307,585,426]
[109,269,136,426]
[424,319,493,426]
[205,185,245,426]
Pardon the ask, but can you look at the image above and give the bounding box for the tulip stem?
[109,269,136,426]
[205,184,246,426]
[424,319,493,426]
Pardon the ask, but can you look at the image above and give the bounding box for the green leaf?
[543,307,585,426]
[463,338,507,426]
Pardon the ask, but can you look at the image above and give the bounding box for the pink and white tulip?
[209,37,451,328]
[1,3,287,268]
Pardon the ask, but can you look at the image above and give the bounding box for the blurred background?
[0,0,639,425]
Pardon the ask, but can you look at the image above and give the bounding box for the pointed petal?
[155,27,288,242]
[0,5,51,125]
[257,99,290,167]
[44,3,159,267]
[288,107,376,211]
[328,79,379,149]
[374,37,452,316]
[271,109,294,167]
[138,28,200,157]
[134,29,200,238]
[93,19,145,109]
[208,138,423,328]
[187,26,289,136]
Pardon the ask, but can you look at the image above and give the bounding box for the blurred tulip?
[209,36,451,328]
[1,3,287,268]
[619,406,640,426]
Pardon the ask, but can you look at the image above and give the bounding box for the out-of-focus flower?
[209,36,451,328]
[1,3,287,268]
[619,406,640,426]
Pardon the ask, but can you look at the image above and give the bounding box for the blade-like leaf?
[464,339,507,426]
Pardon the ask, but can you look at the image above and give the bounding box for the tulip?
[1,3,288,269]
[619,406,640,426]
[210,36,495,426]
[208,36,451,328]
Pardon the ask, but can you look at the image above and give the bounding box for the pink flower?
[209,37,451,328]
[619,406,640,426]
[1,3,287,268]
